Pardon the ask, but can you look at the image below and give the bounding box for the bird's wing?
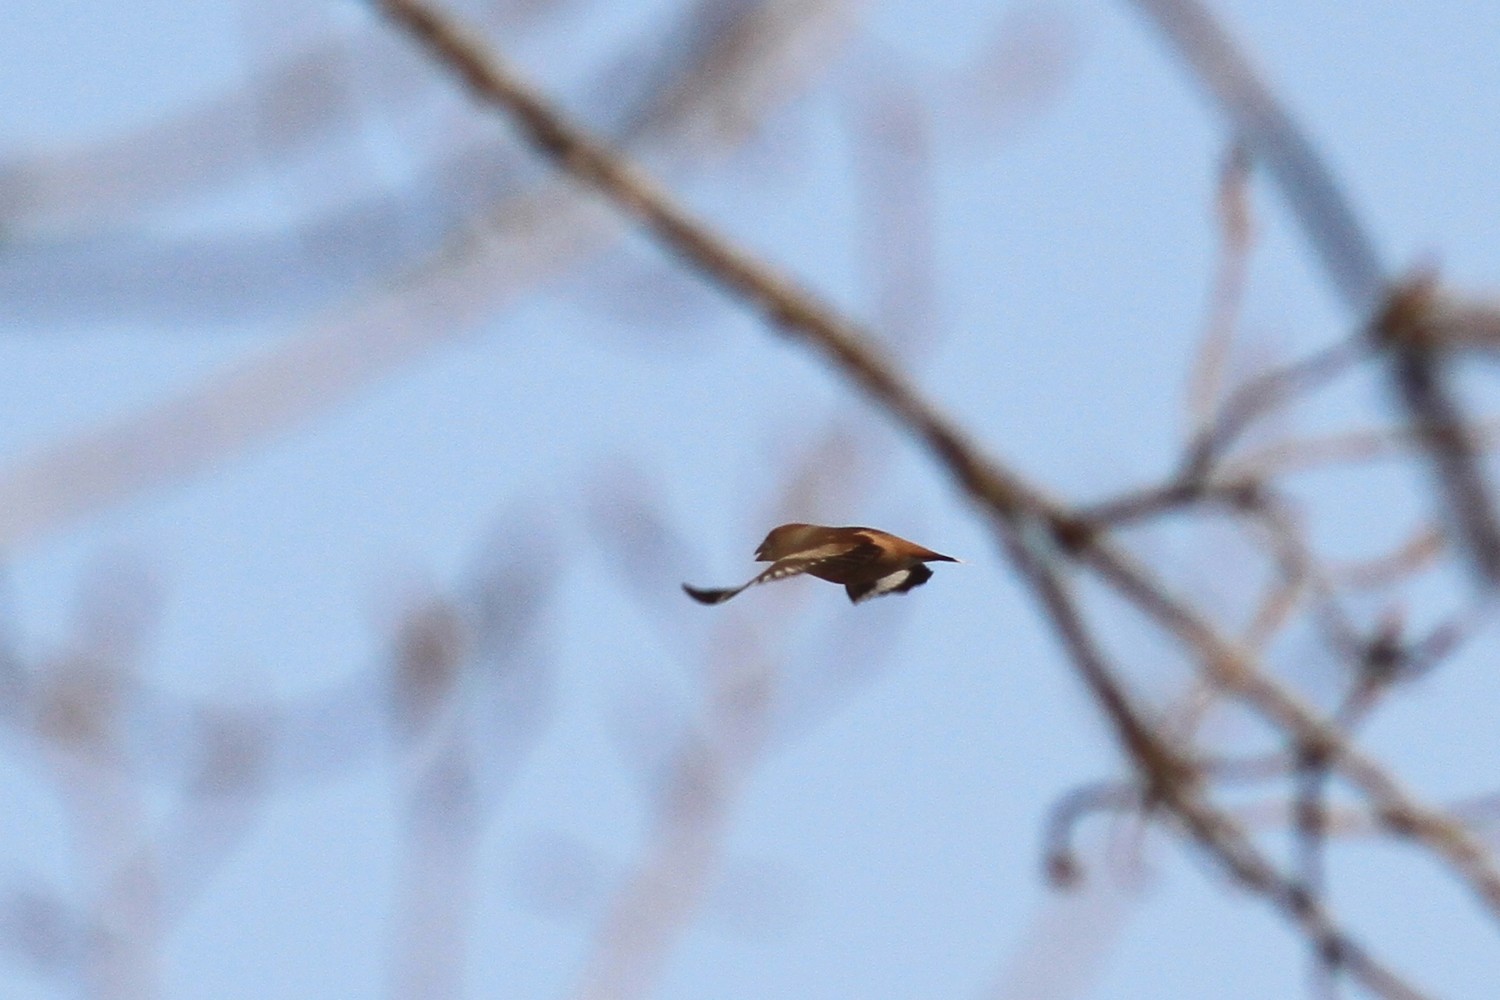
[683,543,881,605]
[786,540,879,570]
[682,560,802,605]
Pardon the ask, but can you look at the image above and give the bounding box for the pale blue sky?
[1,1,1499,997]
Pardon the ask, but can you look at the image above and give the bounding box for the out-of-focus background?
[2,1,1500,997]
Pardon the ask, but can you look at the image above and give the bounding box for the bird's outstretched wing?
[682,558,825,605]
[682,543,880,605]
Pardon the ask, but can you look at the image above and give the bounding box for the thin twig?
[1186,144,1256,433]
[1223,417,1500,483]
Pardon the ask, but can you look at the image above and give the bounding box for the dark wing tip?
[682,582,735,605]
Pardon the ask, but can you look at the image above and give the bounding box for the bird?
[682,523,959,605]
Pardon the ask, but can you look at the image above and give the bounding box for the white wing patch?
[851,568,914,604]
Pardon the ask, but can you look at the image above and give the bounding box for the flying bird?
[682,523,959,605]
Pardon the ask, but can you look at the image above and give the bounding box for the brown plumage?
[682,523,959,605]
